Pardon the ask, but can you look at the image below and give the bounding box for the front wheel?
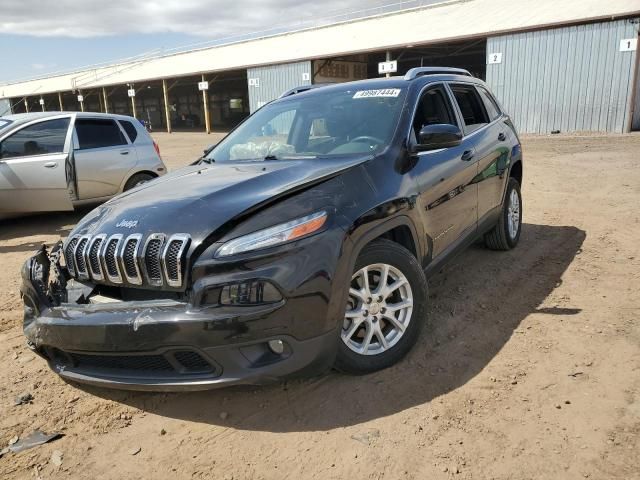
[484,177,522,250]
[335,239,428,374]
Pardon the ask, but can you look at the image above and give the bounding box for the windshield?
[206,86,407,162]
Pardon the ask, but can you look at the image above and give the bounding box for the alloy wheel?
[507,189,520,239]
[341,263,413,355]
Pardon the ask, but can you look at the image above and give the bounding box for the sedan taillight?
[153,140,161,159]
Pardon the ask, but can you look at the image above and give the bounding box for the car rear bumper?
[20,244,342,391]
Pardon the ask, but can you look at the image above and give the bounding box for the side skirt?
[423,205,502,279]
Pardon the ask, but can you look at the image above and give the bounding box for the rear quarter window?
[118,120,138,143]
[476,86,502,121]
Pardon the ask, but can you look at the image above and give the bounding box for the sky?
[0,0,433,84]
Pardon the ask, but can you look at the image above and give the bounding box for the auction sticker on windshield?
[353,89,401,98]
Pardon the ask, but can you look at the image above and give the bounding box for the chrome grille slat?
[142,234,165,286]
[162,234,190,288]
[120,234,143,285]
[103,234,123,284]
[74,236,90,279]
[86,234,106,281]
[64,236,79,276]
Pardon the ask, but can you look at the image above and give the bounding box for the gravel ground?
[1,133,639,479]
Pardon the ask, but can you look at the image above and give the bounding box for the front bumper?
[20,238,348,391]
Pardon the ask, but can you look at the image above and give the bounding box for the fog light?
[268,339,284,355]
[218,280,282,306]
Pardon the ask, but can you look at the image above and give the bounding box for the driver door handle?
[461,150,475,162]
[44,161,58,168]
[120,150,130,155]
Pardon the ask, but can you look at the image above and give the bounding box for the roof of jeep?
[274,73,481,103]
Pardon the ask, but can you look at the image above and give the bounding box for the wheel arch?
[346,214,422,269]
[509,159,523,185]
[120,170,159,192]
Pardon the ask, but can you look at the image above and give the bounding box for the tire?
[484,177,522,251]
[335,238,428,374]
[123,173,155,191]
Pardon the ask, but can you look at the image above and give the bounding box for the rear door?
[73,117,136,200]
[448,83,506,225]
[0,116,74,213]
[474,85,511,221]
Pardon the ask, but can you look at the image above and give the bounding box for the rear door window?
[75,118,127,150]
[450,84,490,134]
[118,120,138,143]
[0,118,70,159]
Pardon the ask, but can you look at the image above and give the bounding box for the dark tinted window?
[450,84,489,133]
[0,118,70,159]
[476,86,501,121]
[75,119,127,150]
[412,85,458,138]
[119,120,138,143]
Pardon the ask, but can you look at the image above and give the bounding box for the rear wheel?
[335,239,427,374]
[484,177,522,250]
[124,172,155,191]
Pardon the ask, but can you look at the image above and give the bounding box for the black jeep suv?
[21,67,523,390]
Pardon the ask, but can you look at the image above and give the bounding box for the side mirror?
[416,124,463,151]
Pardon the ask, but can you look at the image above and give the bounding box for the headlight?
[215,211,328,258]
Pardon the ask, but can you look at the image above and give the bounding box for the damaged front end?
[22,242,94,317]
[19,240,338,391]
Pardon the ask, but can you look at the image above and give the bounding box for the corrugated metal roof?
[1,0,639,98]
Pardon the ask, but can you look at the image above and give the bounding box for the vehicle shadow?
[83,223,585,432]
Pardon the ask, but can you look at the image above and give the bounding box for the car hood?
[70,155,371,243]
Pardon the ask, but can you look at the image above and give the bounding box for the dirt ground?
[1,133,639,480]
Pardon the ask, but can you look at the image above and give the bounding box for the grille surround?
[65,232,190,289]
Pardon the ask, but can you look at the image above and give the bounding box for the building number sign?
[620,38,637,52]
[487,52,502,64]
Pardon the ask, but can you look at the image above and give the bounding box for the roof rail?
[279,84,330,98]
[404,67,472,80]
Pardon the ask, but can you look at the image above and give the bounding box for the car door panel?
[412,144,479,258]
[473,86,512,221]
[0,116,74,213]
[73,118,137,200]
